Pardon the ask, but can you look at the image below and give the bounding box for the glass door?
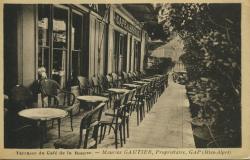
[38,4,51,76]
[113,31,127,74]
[71,11,83,78]
[37,5,88,88]
[52,6,69,88]
[134,40,141,71]
[120,34,127,73]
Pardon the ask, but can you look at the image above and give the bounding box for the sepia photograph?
[1,1,249,159]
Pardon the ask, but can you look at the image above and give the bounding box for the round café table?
[107,88,130,100]
[132,81,150,85]
[108,88,130,94]
[18,108,68,148]
[122,83,141,89]
[141,78,155,82]
[77,95,109,110]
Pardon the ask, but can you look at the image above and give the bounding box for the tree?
[159,3,241,147]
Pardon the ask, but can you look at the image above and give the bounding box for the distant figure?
[32,67,48,95]
[37,66,47,80]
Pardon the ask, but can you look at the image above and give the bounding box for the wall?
[140,30,146,71]
[88,13,108,77]
[4,4,36,93]
[21,5,36,86]
[4,4,18,94]
[107,5,143,74]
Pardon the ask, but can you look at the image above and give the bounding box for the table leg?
[39,120,47,148]
[58,119,61,138]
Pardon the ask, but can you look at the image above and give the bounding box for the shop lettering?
[114,12,141,38]
[84,4,108,17]
[124,149,153,154]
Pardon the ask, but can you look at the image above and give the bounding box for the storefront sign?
[114,12,141,38]
[83,4,108,17]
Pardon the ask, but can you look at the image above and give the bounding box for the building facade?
[3,4,148,95]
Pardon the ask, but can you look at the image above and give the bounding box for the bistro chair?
[127,72,134,82]
[5,85,39,148]
[98,75,109,91]
[124,89,136,138]
[111,73,119,88]
[8,85,34,112]
[121,72,129,84]
[134,71,140,80]
[97,75,112,108]
[77,76,91,95]
[106,74,114,88]
[69,85,81,114]
[54,102,105,149]
[91,76,101,95]
[40,79,76,132]
[99,92,129,148]
[132,84,147,125]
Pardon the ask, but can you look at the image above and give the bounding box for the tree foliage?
[159,3,241,147]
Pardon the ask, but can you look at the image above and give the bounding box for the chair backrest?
[128,72,135,81]
[98,75,108,91]
[77,76,90,95]
[120,91,129,106]
[79,102,105,148]
[122,72,128,83]
[111,73,119,87]
[91,76,100,94]
[80,102,105,130]
[9,85,33,112]
[40,79,60,97]
[115,93,129,122]
[89,102,105,125]
[111,73,118,81]
[132,72,138,80]
[127,89,136,102]
[106,74,113,88]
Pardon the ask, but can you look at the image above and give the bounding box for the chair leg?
[70,110,73,131]
[108,119,114,135]
[136,106,140,126]
[57,119,61,138]
[94,126,99,148]
[140,104,143,121]
[83,130,89,149]
[99,125,103,144]
[119,125,123,147]
[126,118,129,138]
[143,101,146,117]
[123,120,126,144]
[103,125,107,140]
[114,127,118,149]
[52,120,54,128]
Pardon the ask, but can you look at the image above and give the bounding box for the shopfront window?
[134,40,141,71]
[52,6,68,88]
[38,4,88,88]
[38,4,50,75]
[113,30,127,74]
[71,11,82,77]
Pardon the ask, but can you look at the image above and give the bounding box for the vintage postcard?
[0,0,250,159]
